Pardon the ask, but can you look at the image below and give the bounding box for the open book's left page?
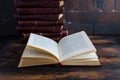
[27,33,59,59]
[18,47,59,67]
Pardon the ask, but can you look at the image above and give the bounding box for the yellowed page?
[67,52,98,60]
[60,52,100,66]
[59,31,96,61]
[18,47,59,67]
[27,33,59,59]
[61,58,101,66]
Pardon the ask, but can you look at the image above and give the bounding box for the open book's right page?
[58,31,97,61]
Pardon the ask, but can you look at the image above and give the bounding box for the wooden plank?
[0,36,120,80]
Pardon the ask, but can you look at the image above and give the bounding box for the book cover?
[19,0,64,1]
[21,36,63,43]
[15,0,64,8]
[16,26,63,33]
[16,6,63,14]
[16,14,63,21]
[18,18,64,26]
[23,29,68,38]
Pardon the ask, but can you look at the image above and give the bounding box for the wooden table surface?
[0,36,120,80]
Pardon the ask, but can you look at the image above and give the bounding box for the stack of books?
[15,0,68,42]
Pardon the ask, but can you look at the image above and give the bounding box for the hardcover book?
[19,0,64,1]
[23,29,68,38]
[21,36,64,43]
[16,26,63,33]
[18,31,101,67]
[18,18,64,26]
[16,6,63,14]
[15,0,64,8]
[16,14,63,21]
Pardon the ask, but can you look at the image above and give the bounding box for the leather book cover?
[16,26,63,33]
[19,0,64,1]
[15,0,64,8]
[16,14,63,21]
[18,18,64,26]
[16,6,63,14]
[23,29,68,38]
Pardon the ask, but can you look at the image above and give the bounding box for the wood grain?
[0,36,120,80]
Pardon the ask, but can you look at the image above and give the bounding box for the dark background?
[0,0,17,37]
[0,0,120,37]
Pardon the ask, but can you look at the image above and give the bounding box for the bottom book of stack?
[20,29,68,42]
[18,31,101,68]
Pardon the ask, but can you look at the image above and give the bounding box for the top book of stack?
[15,0,64,8]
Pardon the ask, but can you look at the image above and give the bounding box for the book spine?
[21,37,62,43]
[15,0,63,8]
[16,26,63,33]
[19,0,64,2]
[18,18,64,26]
[23,30,68,38]
[52,37,62,42]
[15,14,63,21]
[16,7,63,14]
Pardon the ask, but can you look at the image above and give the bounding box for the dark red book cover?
[16,14,63,21]
[16,26,63,33]
[18,18,64,26]
[23,29,68,38]
[21,36,63,43]
[16,6,63,14]
[19,0,64,1]
[15,0,64,8]
[20,29,68,43]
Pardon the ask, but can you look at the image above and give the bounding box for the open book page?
[61,52,101,66]
[61,58,101,66]
[66,52,98,60]
[58,31,96,61]
[18,47,59,67]
[22,47,59,60]
[27,33,59,59]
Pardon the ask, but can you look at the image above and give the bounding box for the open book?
[18,31,101,67]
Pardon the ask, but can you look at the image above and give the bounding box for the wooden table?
[0,36,120,80]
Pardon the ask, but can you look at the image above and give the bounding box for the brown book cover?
[19,29,68,43]
[18,18,64,26]
[21,36,63,43]
[23,29,68,38]
[15,0,64,8]
[16,26,63,33]
[16,6,63,14]
[19,0,64,1]
[16,14,63,21]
